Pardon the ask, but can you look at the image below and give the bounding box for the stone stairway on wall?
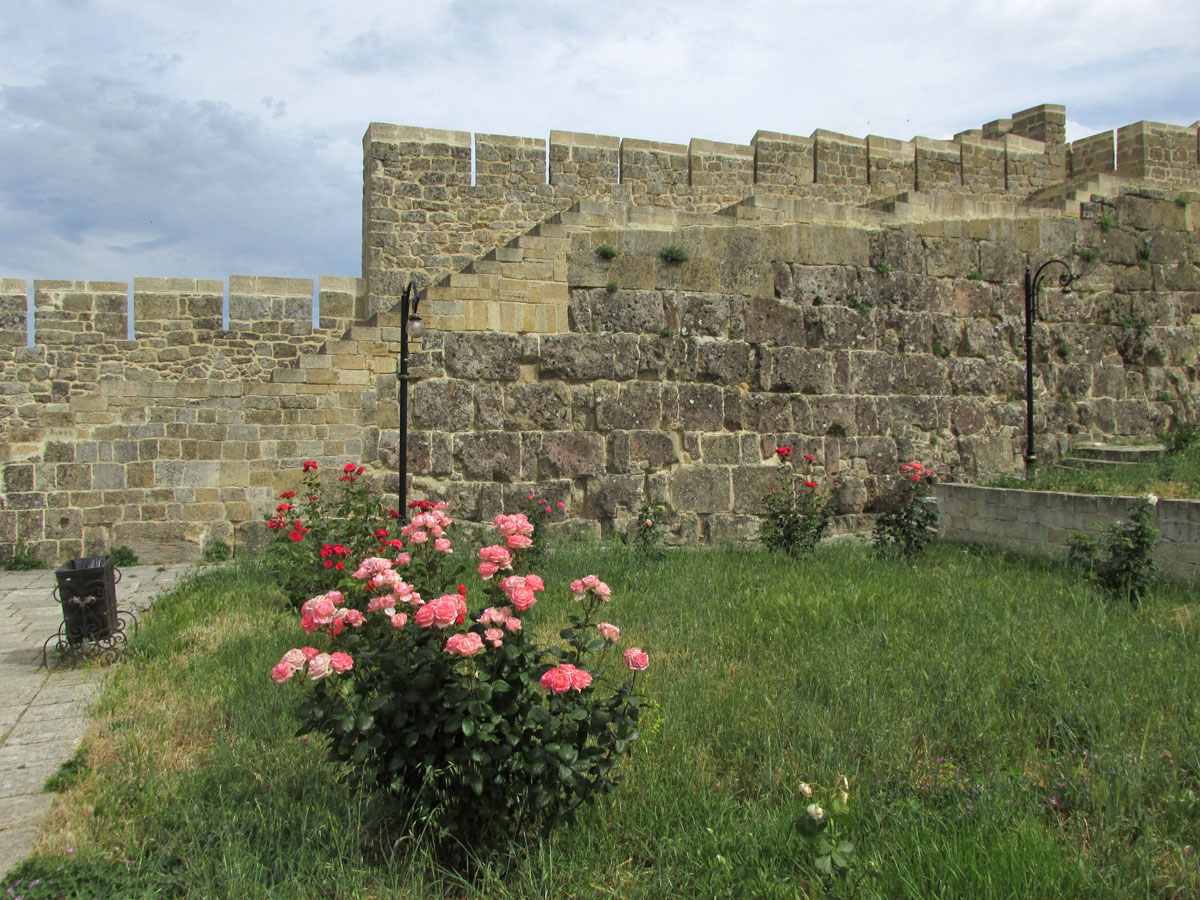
[1053,442,1167,471]
[406,180,1098,338]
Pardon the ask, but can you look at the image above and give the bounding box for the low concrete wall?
[936,483,1200,581]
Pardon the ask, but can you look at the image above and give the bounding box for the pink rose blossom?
[415,594,467,629]
[504,616,522,632]
[312,596,337,623]
[409,530,428,544]
[396,552,412,566]
[444,632,485,656]
[352,557,394,580]
[540,663,591,694]
[345,609,366,627]
[271,660,294,683]
[525,574,545,592]
[390,612,408,628]
[477,545,513,580]
[506,533,533,550]
[329,652,354,674]
[434,538,452,553]
[282,648,306,670]
[300,647,320,660]
[624,648,649,671]
[308,653,333,680]
[484,627,504,648]
[477,606,512,627]
[598,622,621,643]
[300,612,318,633]
[570,574,611,602]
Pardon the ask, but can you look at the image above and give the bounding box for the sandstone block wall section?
[393,192,1200,547]
[1069,131,1116,180]
[937,484,1200,580]
[363,105,1078,320]
[0,280,28,355]
[0,275,369,562]
[1117,121,1200,186]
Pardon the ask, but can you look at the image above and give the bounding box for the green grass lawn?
[7,542,1200,899]
[989,434,1200,500]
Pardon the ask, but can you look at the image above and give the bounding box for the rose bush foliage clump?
[263,462,406,604]
[871,461,938,559]
[270,485,649,848]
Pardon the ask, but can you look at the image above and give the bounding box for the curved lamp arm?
[1028,258,1075,322]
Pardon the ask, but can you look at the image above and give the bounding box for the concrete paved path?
[0,564,194,876]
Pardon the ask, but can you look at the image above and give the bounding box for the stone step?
[1057,457,1144,471]
[1071,443,1166,463]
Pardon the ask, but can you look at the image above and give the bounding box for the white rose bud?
[807,803,825,822]
[1146,493,1159,506]
[838,790,850,807]
[798,782,813,798]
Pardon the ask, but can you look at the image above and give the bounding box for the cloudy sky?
[2,0,1198,284]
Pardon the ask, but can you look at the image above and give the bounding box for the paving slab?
[0,563,193,878]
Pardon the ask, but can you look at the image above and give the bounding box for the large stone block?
[596,382,663,431]
[453,432,521,480]
[676,383,724,431]
[540,432,606,478]
[503,382,572,431]
[412,379,474,431]
[539,333,616,380]
[444,333,520,380]
[759,347,835,394]
[669,466,732,513]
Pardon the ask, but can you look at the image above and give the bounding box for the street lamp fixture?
[397,279,424,513]
[1023,259,1075,476]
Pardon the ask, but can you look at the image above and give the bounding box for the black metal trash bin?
[55,555,119,645]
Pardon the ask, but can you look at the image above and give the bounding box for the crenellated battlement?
[365,102,1199,319]
[0,275,368,354]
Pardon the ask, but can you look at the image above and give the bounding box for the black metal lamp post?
[397,280,425,513]
[1023,259,1075,475]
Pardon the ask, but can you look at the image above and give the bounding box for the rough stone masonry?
[2,103,1199,561]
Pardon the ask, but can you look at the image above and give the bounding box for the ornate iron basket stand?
[43,555,139,667]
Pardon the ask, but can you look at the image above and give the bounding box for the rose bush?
[760,448,835,557]
[263,462,405,603]
[270,501,648,850]
[871,461,938,559]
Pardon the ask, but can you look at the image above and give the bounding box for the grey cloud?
[0,69,361,281]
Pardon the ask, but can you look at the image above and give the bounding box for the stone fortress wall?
[2,104,1199,561]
